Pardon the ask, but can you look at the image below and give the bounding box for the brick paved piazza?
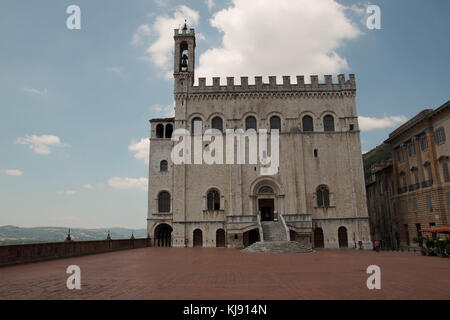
[0,248,449,300]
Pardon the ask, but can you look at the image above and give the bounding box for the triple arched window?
[269,116,281,131]
[158,191,171,213]
[245,116,257,131]
[207,189,220,210]
[316,185,330,207]
[211,117,223,133]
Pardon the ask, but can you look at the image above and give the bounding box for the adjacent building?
[366,161,399,249]
[383,100,450,247]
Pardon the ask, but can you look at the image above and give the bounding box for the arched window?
[270,116,281,131]
[191,117,202,135]
[158,191,170,213]
[245,116,257,131]
[165,124,173,139]
[160,160,168,172]
[180,42,188,72]
[302,115,313,132]
[156,124,164,138]
[323,115,335,132]
[207,189,220,210]
[211,117,223,133]
[316,185,330,207]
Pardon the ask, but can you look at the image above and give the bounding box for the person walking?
[374,240,380,252]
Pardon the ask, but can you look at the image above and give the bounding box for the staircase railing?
[256,210,264,243]
[280,214,291,241]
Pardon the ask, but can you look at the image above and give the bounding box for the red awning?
[419,226,450,233]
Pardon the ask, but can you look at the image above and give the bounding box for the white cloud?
[83,184,93,189]
[58,190,76,196]
[131,24,151,46]
[358,115,408,131]
[128,138,150,164]
[108,177,147,191]
[3,169,23,176]
[14,134,69,155]
[138,5,199,79]
[205,0,215,10]
[22,87,48,95]
[194,0,361,81]
[151,102,175,117]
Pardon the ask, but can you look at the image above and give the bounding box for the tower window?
[211,117,223,133]
[156,124,164,138]
[165,124,173,139]
[316,185,330,207]
[207,189,220,210]
[302,115,313,132]
[158,191,171,213]
[269,116,281,131]
[323,115,335,132]
[180,42,188,72]
[160,160,168,172]
[192,117,202,135]
[314,149,318,158]
[245,116,257,131]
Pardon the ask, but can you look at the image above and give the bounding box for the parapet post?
[282,76,291,89]
[324,75,332,89]
[240,77,248,89]
[296,76,305,88]
[310,75,319,88]
[269,76,277,88]
[227,77,234,89]
[255,76,263,89]
[349,74,356,89]
[213,77,220,89]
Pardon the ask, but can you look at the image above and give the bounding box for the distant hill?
[362,143,392,184]
[0,225,147,245]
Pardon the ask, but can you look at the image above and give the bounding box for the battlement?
[187,74,355,94]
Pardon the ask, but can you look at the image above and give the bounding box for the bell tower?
[173,21,196,92]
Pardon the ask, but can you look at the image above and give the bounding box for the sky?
[0,0,449,228]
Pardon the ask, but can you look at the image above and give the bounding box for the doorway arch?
[193,229,203,247]
[154,223,172,247]
[314,228,324,248]
[338,226,348,248]
[216,229,225,247]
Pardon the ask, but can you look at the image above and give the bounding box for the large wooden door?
[338,227,348,248]
[216,229,225,247]
[193,229,203,247]
[314,228,324,248]
[258,199,274,221]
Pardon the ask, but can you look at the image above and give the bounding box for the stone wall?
[0,238,151,267]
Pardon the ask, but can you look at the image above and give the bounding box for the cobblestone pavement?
[0,248,449,300]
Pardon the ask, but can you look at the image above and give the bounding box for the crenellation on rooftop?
[187,74,356,94]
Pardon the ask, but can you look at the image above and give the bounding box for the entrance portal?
[258,199,274,221]
[154,223,172,247]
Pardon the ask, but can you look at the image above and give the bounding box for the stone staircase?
[241,220,312,253]
[242,241,313,253]
[261,221,287,241]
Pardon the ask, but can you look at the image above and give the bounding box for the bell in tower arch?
[180,53,188,71]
